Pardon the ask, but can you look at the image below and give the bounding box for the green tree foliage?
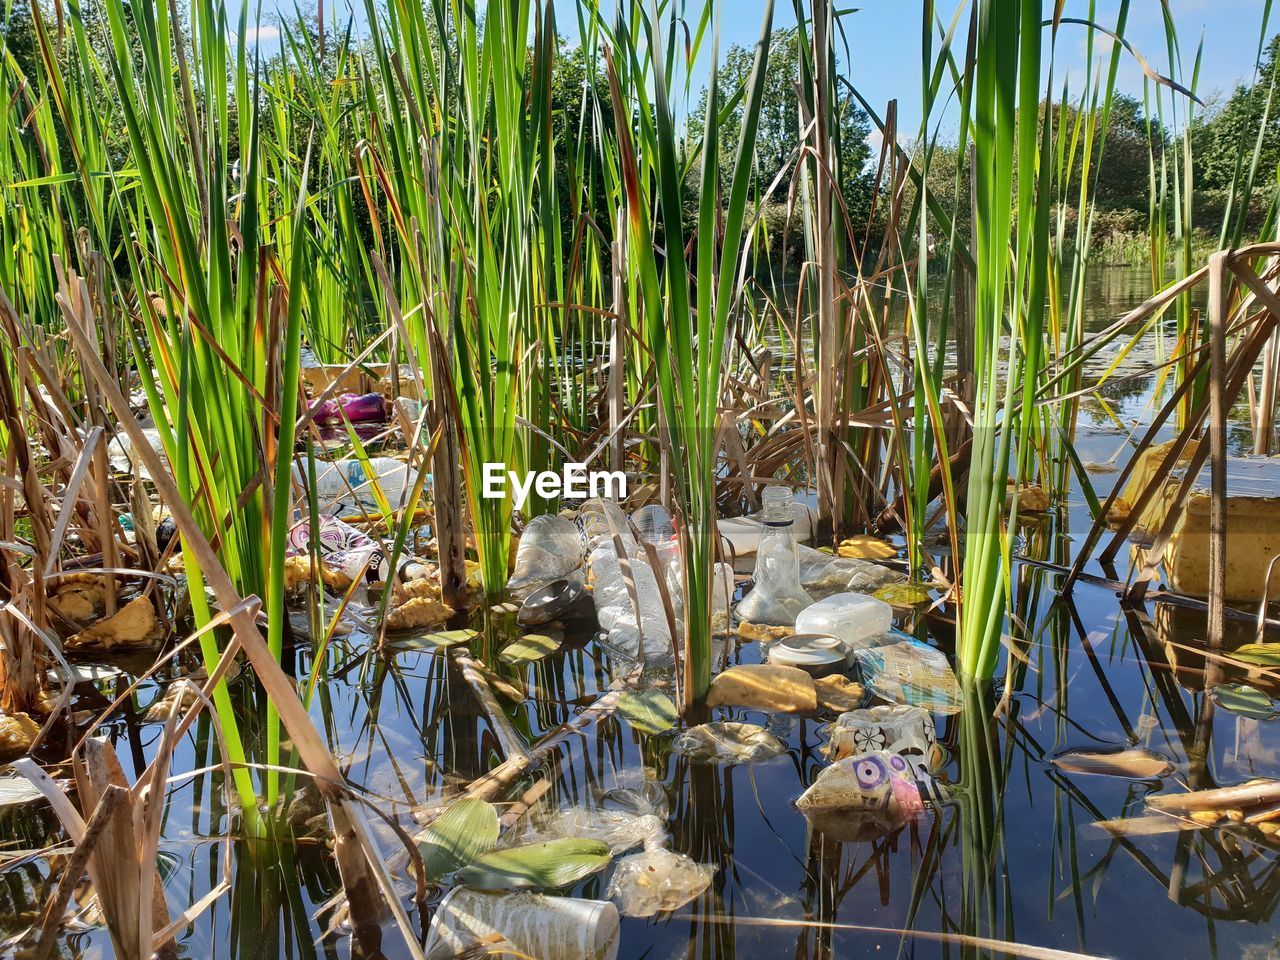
[1192,34,1280,193]
[692,28,873,246]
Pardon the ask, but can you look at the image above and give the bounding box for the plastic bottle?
[297,457,420,512]
[734,486,813,626]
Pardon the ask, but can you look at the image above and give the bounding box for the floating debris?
[500,630,563,665]
[607,847,715,917]
[872,581,934,608]
[835,534,897,560]
[813,675,866,713]
[526,805,665,857]
[614,690,678,735]
[797,752,935,840]
[458,838,612,891]
[706,664,817,713]
[386,595,455,632]
[507,515,585,598]
[0,713,40,755]
[853,639,962,715]
[737,621,795,643]
[672,722,786,764]
[794,592,892,650]
[1052,748,1173,780]
[1213,683,1280,720]
[827,704,938,767]
[517,577,595,627]
[66,596,162,651]
[418,798,500,883]
[424,888,620,960]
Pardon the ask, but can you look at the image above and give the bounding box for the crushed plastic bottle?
[298,457,421,513]
[507,515,585,598]
[734,487,813,627]
[288,514,430,583]
[587,540,673,663]
[606,847,715,917]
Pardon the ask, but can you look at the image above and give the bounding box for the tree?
[692,28,873,232]
[1191,34,1280,194]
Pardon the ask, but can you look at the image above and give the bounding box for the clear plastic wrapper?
[671,721,786,764]
[853,638,963,715]
[606,847,715,917]
[524,805,665,856]
[796,544,906,599]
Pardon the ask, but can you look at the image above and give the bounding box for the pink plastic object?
[310,392,387,425]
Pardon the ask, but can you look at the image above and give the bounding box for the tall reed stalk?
[605,0,773,704]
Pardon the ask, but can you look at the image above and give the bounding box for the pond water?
[3,266,1279,960]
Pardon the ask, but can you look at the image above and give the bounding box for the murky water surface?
[4,267,1280,960]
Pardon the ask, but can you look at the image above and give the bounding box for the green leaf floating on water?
[394,628,478,651]
[1212,683,1280,720]
[457,838,612,890]
[500,631,562,664]
[873,582,933,606]
[1229,643,1280,667]
[418,798,499,882]
[615,689,678,735]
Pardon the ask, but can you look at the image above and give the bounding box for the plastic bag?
[796,544,906,599]
[797,751,934,840]
[672,722,786,764]
[606,847,715,917]
[853,638,962,715]
[508,515,586,598]
[424,888,619,960]
[525,805,666,856]
[826,704,939,769]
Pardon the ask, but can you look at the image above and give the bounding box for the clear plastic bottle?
[734,486,813,626]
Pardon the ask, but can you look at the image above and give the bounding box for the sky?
[242,0,1274,137]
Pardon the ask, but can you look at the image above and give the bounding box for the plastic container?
[717,501,814,555]
[518,578,596,627]
[309,392,387,425]
[734,487,813,627]
[765,633,848,675]
[794,592,893,652]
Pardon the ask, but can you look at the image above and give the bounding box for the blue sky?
[245,0,1274,136]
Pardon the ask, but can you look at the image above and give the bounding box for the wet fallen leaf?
[1051,748,1173,779]
[500,631,562,665]
[413,628,478,649]
[615,690,678,735]
[873,582,933,607]
[457,838,611,890]
[1212,683,1280,720]
[0,777,43,808]
[419,798,500,883]
[1229,643,1280,667]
